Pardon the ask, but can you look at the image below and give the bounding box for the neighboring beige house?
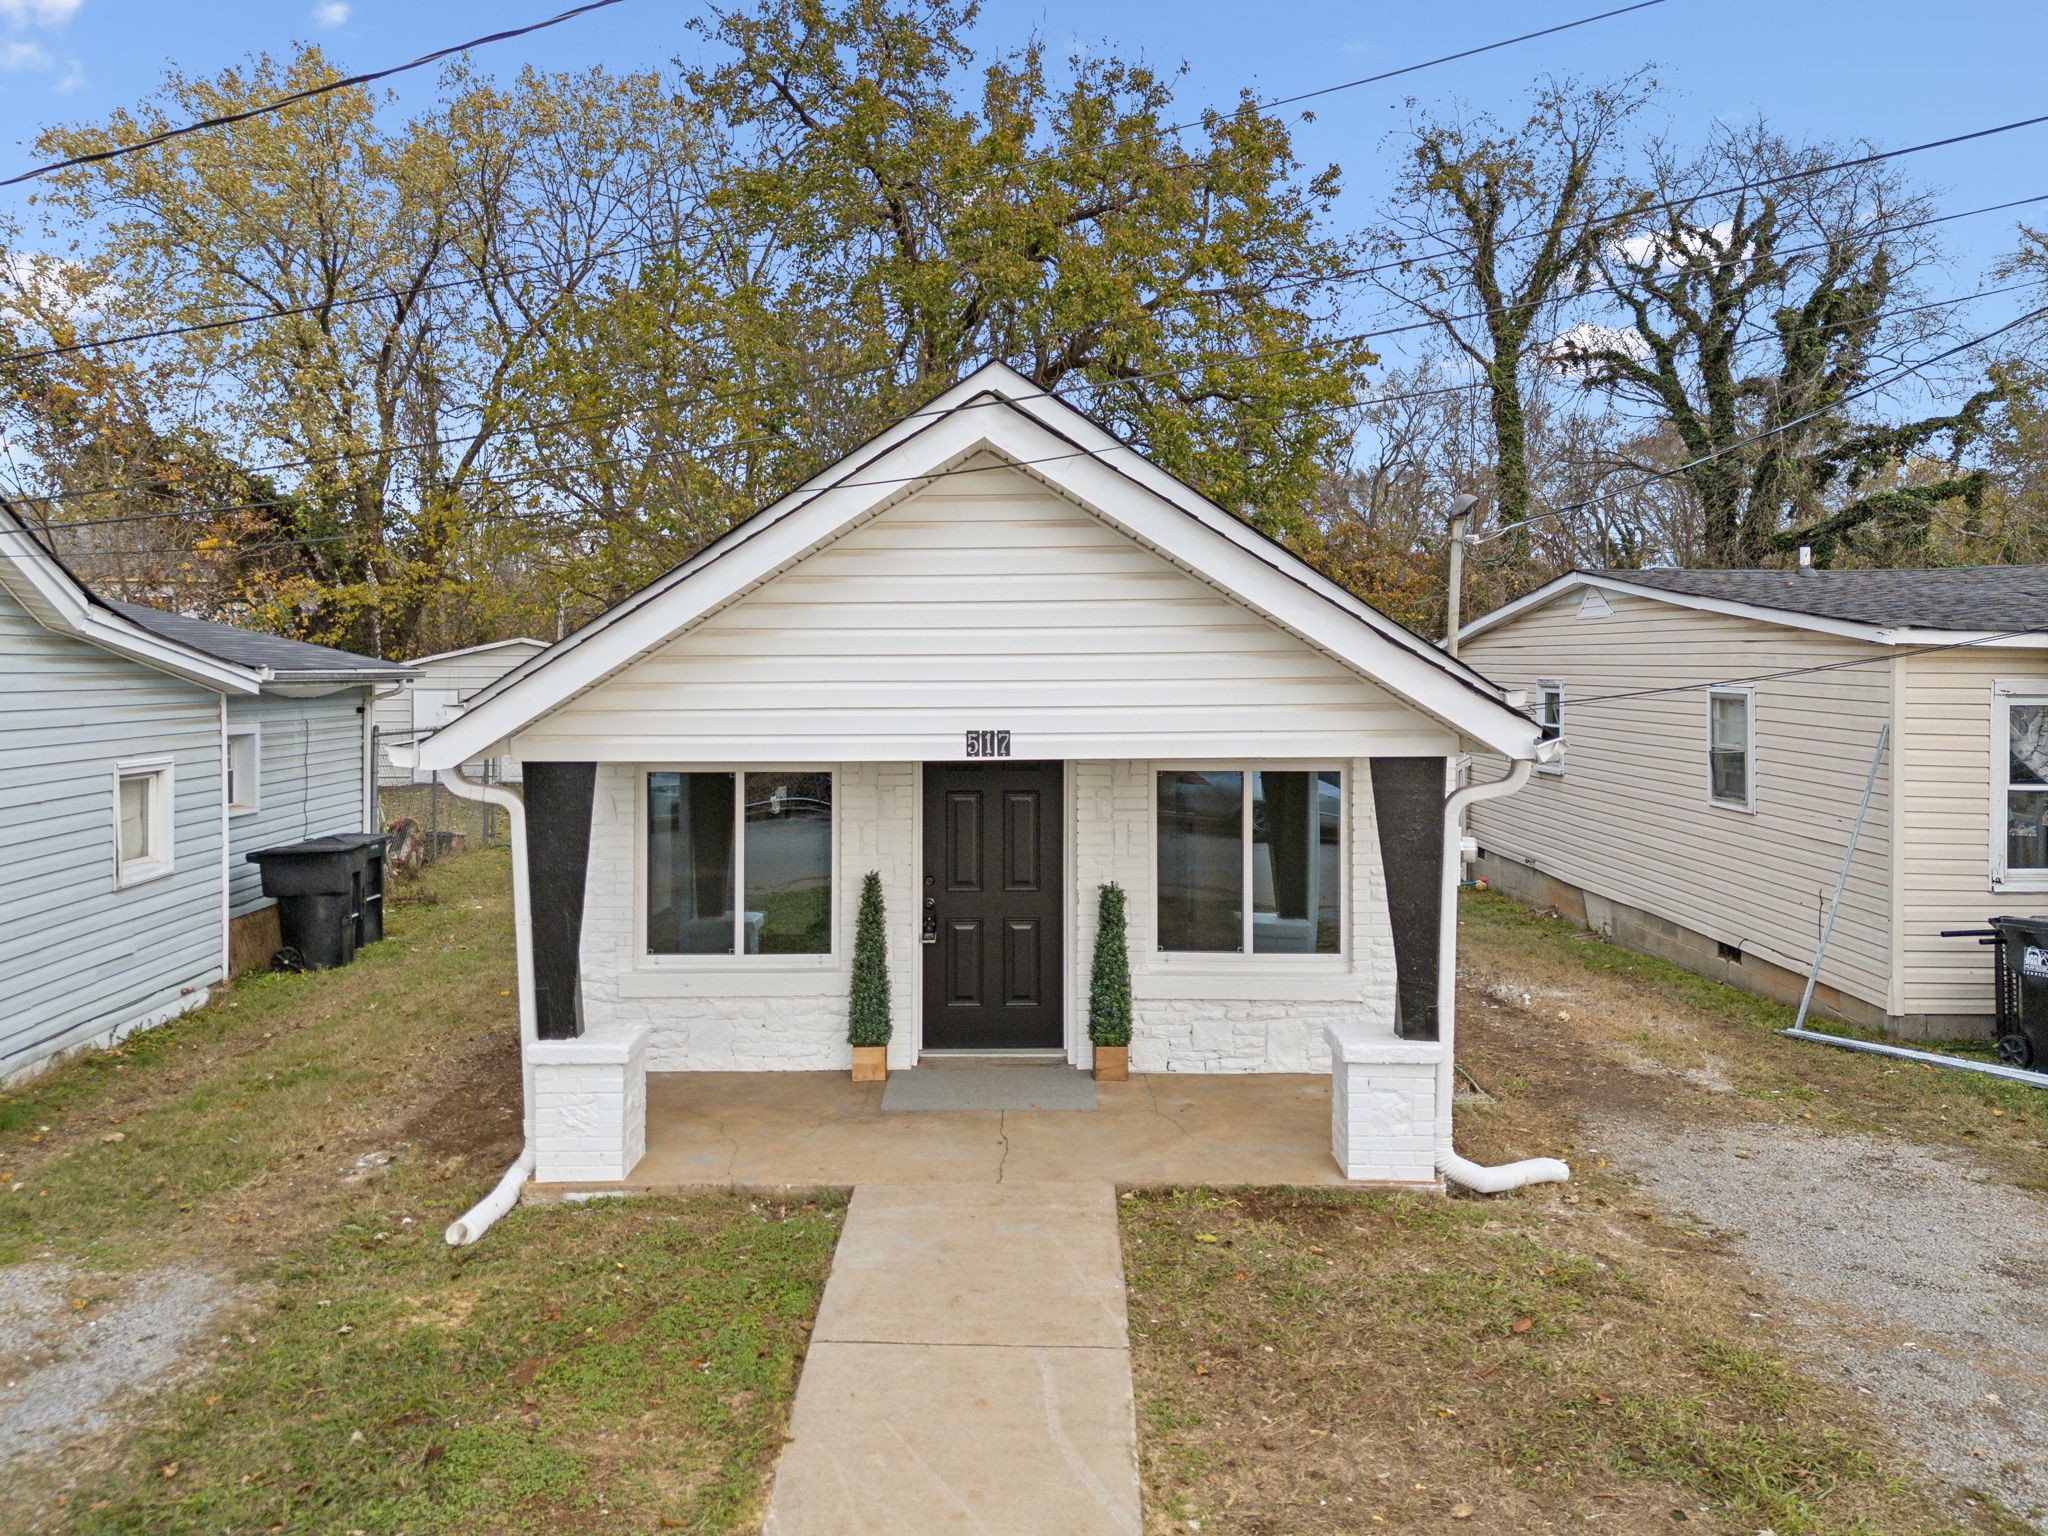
[1458,565,2048,1041]
[373,637,547,786]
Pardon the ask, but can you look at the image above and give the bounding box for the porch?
[525,1067,1367,1194]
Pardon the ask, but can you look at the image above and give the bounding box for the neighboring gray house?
[373,637,547,786]
[0,503,413,1081]
[1458,565,2048,1041]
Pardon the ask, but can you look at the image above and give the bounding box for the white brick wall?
[572,757,1404,1074]
[1325,1024,1441,1185]
[1076,760,1401,1073]
[531,1027,647,1183]
[579,762,917,1072]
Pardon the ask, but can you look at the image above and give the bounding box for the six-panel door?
[920,761,1064,1050]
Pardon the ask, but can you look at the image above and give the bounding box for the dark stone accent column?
[1369,757,1448,1041]
[525,761,599,1041]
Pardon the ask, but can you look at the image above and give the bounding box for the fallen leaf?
[1193,1234,1219,1244]
[100,1132,126,1144]
[1451,1505,1474,1520]
[1511,1317,1533,1334]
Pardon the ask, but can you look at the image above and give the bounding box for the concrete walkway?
[764,1181,1142,1536]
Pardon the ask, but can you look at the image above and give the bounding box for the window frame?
[1992,683,2048,894]
[1151,763,1348,964]
[635,765,838,968]
[1535,680,1564,775]
[225,725,261,816]
[1705,686,1756,814]
[112,756,175,888]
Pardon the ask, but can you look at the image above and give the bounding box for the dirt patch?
[397,1025,522,1174]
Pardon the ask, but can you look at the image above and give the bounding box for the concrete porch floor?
[537,1070,1353,1193]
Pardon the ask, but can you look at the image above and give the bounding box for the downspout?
[435,764,538,1244]
[1435,754,1571,1193]
[219,695,231,984]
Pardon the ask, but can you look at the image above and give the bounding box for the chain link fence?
[372,727,511,873]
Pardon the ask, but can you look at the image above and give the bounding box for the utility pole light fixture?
[1443,493,1481,659]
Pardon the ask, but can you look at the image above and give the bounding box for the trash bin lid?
[1990,914,2048,940]
[245,832,391,864]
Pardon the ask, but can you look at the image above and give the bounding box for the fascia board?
[0,544,261,693]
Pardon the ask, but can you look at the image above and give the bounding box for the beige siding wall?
[1461,589,1895,1013]
[512,460,1457,763]
[1894,648,2048,1018]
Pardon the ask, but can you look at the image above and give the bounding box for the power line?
[1334,115,2048,291]
[1473,299,2048,548]
[0,0,630,189]
[1162,1,1668,135]
[1534,621,2048,709]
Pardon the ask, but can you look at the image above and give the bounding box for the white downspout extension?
[1435,754,1571,1193]
[435,764,539,1244]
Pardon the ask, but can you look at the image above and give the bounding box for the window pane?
[1710,693,1747,750]
[744,772,832,954]
[119,774,151,863]
[2011,704,2048,788]
[1538,689,1562,741]
[1157,771,1243,951]
[1710,749,1747,805]
[2010,787,2048,872]
[1252,770,1342,953]
[647,771,735,954]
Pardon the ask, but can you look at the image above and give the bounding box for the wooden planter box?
[1092,1045,1129,1082]
[851,1045,888,1083]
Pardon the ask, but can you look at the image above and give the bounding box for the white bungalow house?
[397,364,1555,1190]
[1458,564,2048,1044]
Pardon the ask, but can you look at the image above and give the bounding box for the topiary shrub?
[848,870,892,1047]
[1089,882,1132,1047]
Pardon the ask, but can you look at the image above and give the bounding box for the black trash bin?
[247,834,392,970]
[1983,916,2048,1069]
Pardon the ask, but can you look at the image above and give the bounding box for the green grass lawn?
[0,852,842,1536]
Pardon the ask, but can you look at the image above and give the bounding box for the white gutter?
[435,765,538,1245]
[1435,751,1571,1193]
[219,695,232,982]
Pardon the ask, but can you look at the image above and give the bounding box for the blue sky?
[2,0,2044,344]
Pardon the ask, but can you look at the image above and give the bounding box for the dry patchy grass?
[0,852,842,1535]
[1122,1185,2012,1536]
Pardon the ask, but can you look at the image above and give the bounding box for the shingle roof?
[1597,565,2048,633]
[103,599,416,682]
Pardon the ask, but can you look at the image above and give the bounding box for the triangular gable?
[410,364,1541,768]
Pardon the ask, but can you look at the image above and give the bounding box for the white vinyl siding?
[223,690,373,917]
[513,460,1457,763]
[1461,588,1895,1014]
[1893,652,2048,1018]
[0,583,226,1075]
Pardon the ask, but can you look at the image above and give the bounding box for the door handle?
[921,896,938,944]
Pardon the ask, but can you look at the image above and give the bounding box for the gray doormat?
[881,1066,1096,1112]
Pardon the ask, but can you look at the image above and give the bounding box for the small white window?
[1536,682,1564,774]
[1707,688,1754,813]
[114,758,175,886]
[1994,685,2048,892]
[226,728,260,815]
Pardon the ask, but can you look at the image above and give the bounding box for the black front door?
[921,761,1064,1050]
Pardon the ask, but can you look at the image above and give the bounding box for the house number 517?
[965,729,1011,758]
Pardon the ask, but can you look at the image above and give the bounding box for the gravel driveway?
[1591,1116,2048,1528]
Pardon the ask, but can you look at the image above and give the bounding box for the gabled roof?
[1461,566,2048,648]
[0,500,260,693]
[105,599,415,685]
[407,363,1541,769]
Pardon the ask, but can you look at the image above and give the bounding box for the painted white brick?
[531,1027,647,1183]
[1325,1023,1442,1186]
